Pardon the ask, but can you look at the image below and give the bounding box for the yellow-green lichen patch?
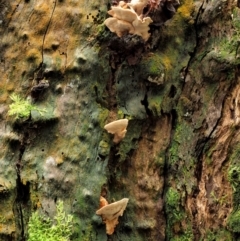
[140,53,166,78]
[98,140,110,157]
[97,106,109,128]
[147,94,163,116]
[26,48,42,63]
[177,0,194,22]
[156,0,195,81]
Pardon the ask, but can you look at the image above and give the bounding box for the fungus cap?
[108,6,137,23]
[132,16,153,41]
[96,198,129,220]
[104,119,129,143]
[99,196,109,209]
[127,0,149,15]
[96,198,129,235]
[104,18,134,38]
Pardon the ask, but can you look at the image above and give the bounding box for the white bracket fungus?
[96,198,129,235]
[104,118,129,143]
[104,0,152,41]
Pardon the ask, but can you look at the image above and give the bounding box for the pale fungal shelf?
[104,0,152,41]
[104,118,129,143]
[96,197,129,235]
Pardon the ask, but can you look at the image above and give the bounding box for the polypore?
[104,18,135,38]
[104,0,153,41]
[132,16,153,41]
[127,0,149,15]
[104,119,129,143]
[96,198,129,235]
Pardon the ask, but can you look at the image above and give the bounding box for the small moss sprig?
[228,166,240,192]
[8,93,46,120]
[28,200,73,241]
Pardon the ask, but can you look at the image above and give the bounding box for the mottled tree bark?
[0,0,239,240]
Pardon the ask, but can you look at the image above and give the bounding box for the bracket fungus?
[104,118,129,143]
[96,198,129,235]
[127,0,149,15]
[99,196,109,209]
[104,0,152,41]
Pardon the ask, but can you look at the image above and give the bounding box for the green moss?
[28,200,73,241]
[170,227,194,241]
[148,95,163,116]
[204,143,218,166]
[226,144,240,235]
[162,0,194,41]
[166,187,180,210]
[227,210,240,233]
[216,8,240,64]
[97,107,109,128]
[168,121,194,165]
[228,166,240,191]
[98,140,110,156]
[165,188,188,240]
[204,229,232,241]
[168,120,197,193]
[228,144,240,202]
[96,23,111,42]
[117,109,126,119]
[140,54,165,78]
[153,151,165,169]
[8,93,46,120]
[169,141,179,165]
[80,223,93,241]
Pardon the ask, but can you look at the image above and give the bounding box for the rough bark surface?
[0,0,240,240]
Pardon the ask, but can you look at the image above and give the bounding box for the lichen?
[177,0,194,21]
[140,53,166,77]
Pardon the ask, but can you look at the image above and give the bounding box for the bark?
[0,0,239,240]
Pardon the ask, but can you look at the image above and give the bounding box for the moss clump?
[153,151,165,169]
[165,187,188,240]
[170,227,194,241]
[227,210,240,233]
[98,140,110,157]
[165,187,183,223]
[169,141,179,165]
[204,229,232,241]
[166,187,180,211]
[81,223,93,241]
[28,200,73,241]
[140,53,165,78]
[8,94,46,120]
[148,95,163,116]
[228,166,240,191]
[217,8,240,64]
[97,107,109,128]
[226,144,240,235]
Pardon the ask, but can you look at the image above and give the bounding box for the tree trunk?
[0,0,239,240]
